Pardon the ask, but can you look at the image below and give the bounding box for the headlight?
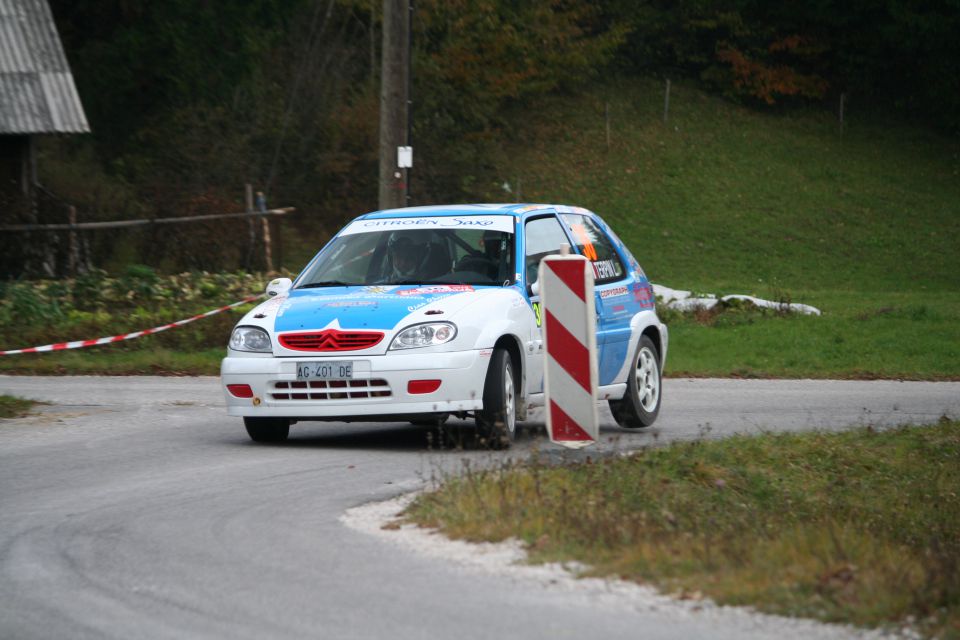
[389,322,457,350]
[230,326,272,352]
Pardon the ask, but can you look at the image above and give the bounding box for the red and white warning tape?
[0,295,262,356]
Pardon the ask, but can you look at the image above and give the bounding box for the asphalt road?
[1,375,958,640]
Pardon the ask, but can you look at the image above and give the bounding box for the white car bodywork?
[221,204,667,434]
[222,287,539,419]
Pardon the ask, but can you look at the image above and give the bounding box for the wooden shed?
[1,0,88,205]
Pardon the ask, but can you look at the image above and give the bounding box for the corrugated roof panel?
[0,16,32,72]
[40,72,87,132]
[38,71,62,130]
[0,73,48,133]
[24,0,66,70]
[0,0,89,134]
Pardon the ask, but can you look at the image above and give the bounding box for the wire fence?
[0,183,296,278]
[0,207,294,232]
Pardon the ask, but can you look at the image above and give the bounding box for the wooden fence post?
[254,190,273,273]
[245,183,256,270]
[276,217,284,271]
[67,205,79,276]
[664,78,671,124]
[839,92,846,136]
[605,101,611,150]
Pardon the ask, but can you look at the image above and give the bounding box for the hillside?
[494,77,959,294]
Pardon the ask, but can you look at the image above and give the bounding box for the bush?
[0,282,65,326]
[0,271,282,351]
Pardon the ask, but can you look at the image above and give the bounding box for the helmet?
[387,231,428,277]
[482,230,505,260]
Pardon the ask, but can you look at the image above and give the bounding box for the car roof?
[358,204,593,220]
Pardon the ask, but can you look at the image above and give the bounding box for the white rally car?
[221,204,667,446]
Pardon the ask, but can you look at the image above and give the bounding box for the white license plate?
[296,361,354,381]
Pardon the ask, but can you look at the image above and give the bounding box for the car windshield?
[296,219,516,288]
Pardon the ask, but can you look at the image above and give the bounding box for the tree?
[411,0,627,201]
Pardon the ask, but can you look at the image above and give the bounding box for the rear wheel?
[244,417,290,443]
[609,335,661,428]
[475,348,517,449]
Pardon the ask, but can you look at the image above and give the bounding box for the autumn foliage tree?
[411,0,628,201]
[716,36,829,105]
[607,0,960,126]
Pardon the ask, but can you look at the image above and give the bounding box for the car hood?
[269,284,485,332]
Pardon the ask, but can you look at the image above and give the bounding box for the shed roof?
[0,0,89,134]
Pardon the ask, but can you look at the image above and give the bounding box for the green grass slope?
[501,77,959,292]
[497,78,960,378]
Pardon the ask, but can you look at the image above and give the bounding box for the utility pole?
[378,0,411,209]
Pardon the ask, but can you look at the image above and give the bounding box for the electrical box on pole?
[397,146,412,168]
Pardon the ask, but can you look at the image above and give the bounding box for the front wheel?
[609,335,661,428]
[475,348,517,449]
[244,417,290,443]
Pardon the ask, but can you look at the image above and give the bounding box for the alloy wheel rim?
[504,364,516,434]
[636,347,660,412]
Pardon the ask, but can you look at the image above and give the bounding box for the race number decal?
[532,302,543,327]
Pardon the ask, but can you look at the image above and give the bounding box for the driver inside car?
[455,230,508,281]
[482,230,503,264]
[382,231,428,282]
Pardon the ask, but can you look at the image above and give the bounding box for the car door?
[559,213,636,387]
[521,214,572,394]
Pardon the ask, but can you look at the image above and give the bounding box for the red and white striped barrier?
[0,295,262,356]
[539,253,598,449]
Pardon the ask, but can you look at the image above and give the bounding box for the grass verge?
[407,422,960,637]
[0,395,40,418]
[659,291,960,380]
[0,348,223,376]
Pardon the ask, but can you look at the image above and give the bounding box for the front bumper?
[221,349,490,419]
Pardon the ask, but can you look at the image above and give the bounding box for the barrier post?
[539,252,598,449]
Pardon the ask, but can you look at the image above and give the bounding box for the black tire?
[244,417,290,443]
[609,334,661,429]
[475,348,517,449]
